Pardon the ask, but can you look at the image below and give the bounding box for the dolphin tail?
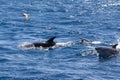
[46,36,56,43]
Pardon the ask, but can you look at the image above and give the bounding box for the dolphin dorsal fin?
[46,36,56,43]
[112,44,118,49]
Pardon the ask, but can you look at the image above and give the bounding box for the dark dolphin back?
[33,37,56,48]
[46,36,56,43]
[95,45,119,59]
[112,44,118,49]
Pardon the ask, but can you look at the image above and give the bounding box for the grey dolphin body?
[95,44,119,59]
[24,37,56,48]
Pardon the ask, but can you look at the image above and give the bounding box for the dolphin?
[81,38,102,44]
[95,44,119,59]
[23,36,56,48]
[81,38,91,44]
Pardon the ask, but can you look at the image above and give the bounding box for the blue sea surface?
[0,0,120,80]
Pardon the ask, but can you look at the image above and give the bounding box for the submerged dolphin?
[95,44,119,59]
[23,37,56,48]
[81,38,101,44]
[81,38,91,44]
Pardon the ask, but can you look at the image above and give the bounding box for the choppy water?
[0,0,120,80]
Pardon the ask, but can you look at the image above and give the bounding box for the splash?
[55,41,73,47]
[80,40,101,56]
[19,42,35,50]
[116,37,120,49]
[81,49,98,56]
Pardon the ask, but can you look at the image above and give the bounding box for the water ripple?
[0,0,120,80]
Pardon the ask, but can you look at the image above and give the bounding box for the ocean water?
[0,0,120,80]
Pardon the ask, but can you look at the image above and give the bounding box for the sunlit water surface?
[0,0,120,80]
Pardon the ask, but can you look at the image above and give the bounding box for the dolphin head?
[81,38,91,44]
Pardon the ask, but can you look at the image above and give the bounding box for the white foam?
[19,42,35,50]
[55,41,73,47]
[102,2,120,7]
[91,41,102,44]
[50,41,73,49]
[116,43,120,49]
[81,50,98,56]
[19,42,31,46]
[116,37,120,49]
